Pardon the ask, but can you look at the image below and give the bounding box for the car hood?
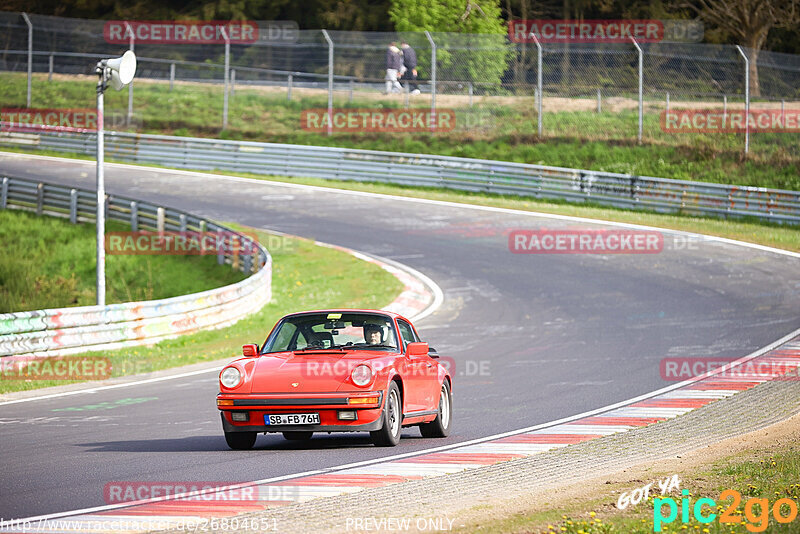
[250,350,392,393]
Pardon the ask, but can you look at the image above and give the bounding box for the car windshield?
[262,312,399,353]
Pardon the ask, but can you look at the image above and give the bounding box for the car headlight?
[351,364,373,386]
[220,366,242,388]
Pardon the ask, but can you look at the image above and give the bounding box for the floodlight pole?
[95,65,107,306]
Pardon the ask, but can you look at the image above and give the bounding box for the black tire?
[224,431,256,450]
[371,381,402,446]
[282,431,313,441]
[419,381,452,438]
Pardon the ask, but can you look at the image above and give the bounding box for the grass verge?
[453,425,800,533]
[0,225,404,394]
[0,209,246,312]
[1,73,798,190]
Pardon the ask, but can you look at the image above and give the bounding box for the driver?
[363,324,383,345]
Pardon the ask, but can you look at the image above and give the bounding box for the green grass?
[0,210,246,312]
[0,225,404,393]
[2,73,798,191]
[453,447,800,533]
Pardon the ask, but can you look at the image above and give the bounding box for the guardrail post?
[169,63,175,91]
[156,207,165,232]
[36,183,44,215]
[179,213,187,233]
[630,36,643,144]
[48,55,54,82]
[130,201,138,230]
[287,74,292,100]
[199,220,206,234]
[217,232,226,265]
[69,189,77,223]
[321,29,334,137]
[1,178,8,209]
[243,244,252,273]
[736,45,750,155]
[630,177,639,204]
[22,13,32,108]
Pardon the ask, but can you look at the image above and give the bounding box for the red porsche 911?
[217,310,452,449]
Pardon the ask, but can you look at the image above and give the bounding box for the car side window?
[396,320,418,349]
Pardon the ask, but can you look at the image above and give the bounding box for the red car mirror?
[406,342,429,357]
[242,344,258,357]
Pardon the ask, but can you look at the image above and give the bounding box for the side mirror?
[428,347,439,358]
[406,342,429,357]
[242,344,258,357]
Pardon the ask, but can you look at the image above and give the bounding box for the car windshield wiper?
[347,343,397,350]
[293,345,345,352]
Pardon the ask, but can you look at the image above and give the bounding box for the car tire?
[419,381,452,438]
[370,381,402,447]
[282,431,313,441]
[224,431,257,450]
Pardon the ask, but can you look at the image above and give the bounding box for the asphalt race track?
[1,152,799,519]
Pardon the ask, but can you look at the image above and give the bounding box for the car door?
[397,319,437,413]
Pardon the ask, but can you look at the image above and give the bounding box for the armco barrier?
[0,175,272,358]
[1,130,798,224]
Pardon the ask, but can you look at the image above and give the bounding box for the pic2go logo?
[654,489,799,532]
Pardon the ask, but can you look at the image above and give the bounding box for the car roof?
[283,309,409,322]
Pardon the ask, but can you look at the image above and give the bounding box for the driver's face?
[365,330,381,344]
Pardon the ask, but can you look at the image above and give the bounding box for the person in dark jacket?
[385,42,403,94]
[400,42,420,94]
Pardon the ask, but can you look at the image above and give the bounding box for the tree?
[683,0,800,96]
[389,0,512,88]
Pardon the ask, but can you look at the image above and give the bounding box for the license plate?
[264,413,320,425]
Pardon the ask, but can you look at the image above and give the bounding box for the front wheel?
[224,431,256,450]
[371,382,402,446]
[420,381,452,438]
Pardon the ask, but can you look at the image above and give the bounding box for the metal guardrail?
[2,129,798,224]
[0,175,272,357]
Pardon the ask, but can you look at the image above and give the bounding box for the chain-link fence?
[1,10,799,159]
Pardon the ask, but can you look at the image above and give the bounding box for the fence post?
[349,79,354,103]
[424,31,437,131]
[630,36,643,144]
[69,189,77,223]
[321,30,334,136]
[597,88,601,113]
[231,68,236,96]
[124,22,134,126]
[723,94,727,124]
[287,74,293,100]
[220,27,230,130]
[48,55,53,81]
[169,63,175,91]
[468,82,473,108]
[130,201,138,231]
[1,177,8,209]
[666,91,669,115]
[529,31,543,136]
[22,13,32,108]
[735,45,750,155]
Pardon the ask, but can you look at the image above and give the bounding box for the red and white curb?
[3,331,798,533]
